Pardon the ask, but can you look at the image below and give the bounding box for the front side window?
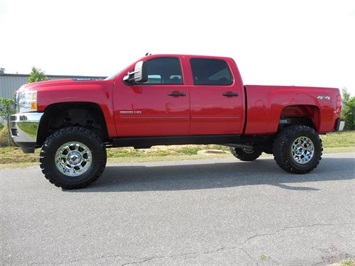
[190,58,233,85]
[143,57,183,84]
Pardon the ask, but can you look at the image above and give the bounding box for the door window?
[190,58,233,85]
[143,57,183,85]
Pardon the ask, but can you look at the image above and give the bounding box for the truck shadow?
[74,157,355,193]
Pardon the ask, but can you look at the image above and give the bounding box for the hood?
[17,78,107,93]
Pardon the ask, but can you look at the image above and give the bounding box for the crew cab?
[10,54,345,189]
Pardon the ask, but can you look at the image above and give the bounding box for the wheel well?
[37,103,109,145]
[279,105,319,131]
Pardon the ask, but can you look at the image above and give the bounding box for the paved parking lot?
[1,153,354,265]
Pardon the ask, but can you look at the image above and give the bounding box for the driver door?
[113,57,190,136]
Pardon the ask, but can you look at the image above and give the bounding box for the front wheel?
[40,127,107,189]
[230,146,262,161]
[273,125,322,174]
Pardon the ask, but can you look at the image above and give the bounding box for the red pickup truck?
[10,54,344,189]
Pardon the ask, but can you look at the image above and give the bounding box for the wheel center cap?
[67,151,82,166]
[295,145,304,155]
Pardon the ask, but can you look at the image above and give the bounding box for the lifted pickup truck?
[10,54,345,189]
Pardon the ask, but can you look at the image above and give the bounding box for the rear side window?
[143,57,183,84]
[190,58,233,85]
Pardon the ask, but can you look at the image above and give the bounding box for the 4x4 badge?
[317,96,331,100]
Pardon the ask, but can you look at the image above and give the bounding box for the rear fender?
[280,105,319,130]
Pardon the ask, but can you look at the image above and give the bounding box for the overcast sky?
[1,0,354,95]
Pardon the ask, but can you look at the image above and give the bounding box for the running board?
[112,135,241,149]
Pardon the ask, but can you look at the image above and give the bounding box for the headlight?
[17,91,37,113]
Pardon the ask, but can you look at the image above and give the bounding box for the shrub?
[342,88,355,130]
[0,125,11,147]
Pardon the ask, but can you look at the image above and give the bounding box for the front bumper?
[10,112,44,153]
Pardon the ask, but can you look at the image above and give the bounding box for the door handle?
[223,92,238,97]
[168,91,186,97]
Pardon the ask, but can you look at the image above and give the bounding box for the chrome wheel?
[55,141,92,177]
[291,136,314,164]
[242,148,254,154]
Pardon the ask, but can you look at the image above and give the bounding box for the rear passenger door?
[189,58,244,135]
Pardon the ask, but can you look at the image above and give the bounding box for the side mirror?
[123,61,148,84]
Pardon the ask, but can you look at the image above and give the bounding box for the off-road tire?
[40,127,107,189]
[230,147,262,161]
[273,125,322,174]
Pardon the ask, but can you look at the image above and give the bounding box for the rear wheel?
[40,127,107,189]
[273,125,322,174]
[230,146,262,161]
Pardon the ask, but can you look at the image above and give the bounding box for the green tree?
[342,88,355,130]
[28,67,48,83]
[0,97,16,146]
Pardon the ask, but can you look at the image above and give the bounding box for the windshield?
[105,69,124,80]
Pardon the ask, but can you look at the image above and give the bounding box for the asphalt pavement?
[1,153,354,266]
